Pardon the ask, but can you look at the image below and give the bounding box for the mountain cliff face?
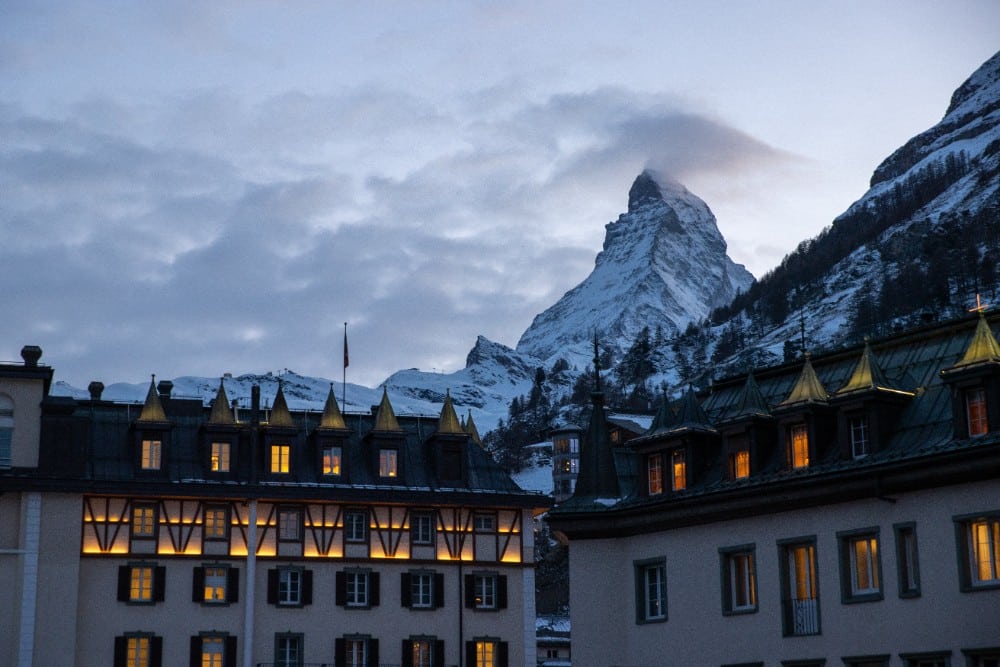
[515,171,753,366]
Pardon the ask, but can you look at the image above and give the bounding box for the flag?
[343,324,349,368]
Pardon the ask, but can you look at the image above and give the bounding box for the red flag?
[343,325,349,368]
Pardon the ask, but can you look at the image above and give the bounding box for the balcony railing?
[787,597,819,635]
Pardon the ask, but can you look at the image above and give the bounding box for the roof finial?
[970,293,989,314]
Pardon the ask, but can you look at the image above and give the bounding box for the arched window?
[0,393,13,469]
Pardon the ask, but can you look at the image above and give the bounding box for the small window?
[117,563,165,605]
[194,634,231,667]
[849,415,870,458]
[780,539,819,636]
[379,448,398,478]
[411,512,435,545]
[268,566,312,607]
[277,507,301,542]
[405,637,440,667]
[140,439,162,470]
[465,572,506,611]
[720,545,757,614]
[838,529,882,602]
[635,558,667,623]
[894,523,920,597]
[270,444,291,474]
[467,638,508,667]
[274,633,303,667]
[209,442,230,472]
[345,510,367,543]
[409,571,435,608]
[967,387,989,437]
[337,569,379,609]
[671,449,686,491]
[729,449,750,480]
[114,632,162,667]
[203,505,229,541]
[955,513,1000,590]
[647,454,663,495]
[131,503,158,539]
[790,425,809,469]
[194,564,238,605]
[322,445,342,476]
[474,513,495,533]
[131,565,155,603]
[337,636,376,667]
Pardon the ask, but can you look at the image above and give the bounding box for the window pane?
[791,425,809,468]
[671,450,686,491]
[322,446,341,475]
[379,449,398,477]
[270,445,290,473]
[141,440,161,469]
[210,442,230,472]
[130,566,153,601]
[967,388,989,436]
[850,416,870,458]
[647,454,662,495]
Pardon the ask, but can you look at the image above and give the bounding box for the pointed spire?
[268,382,294,428]
[672,386,714,432]
[319,384,347,429]
[373,386,402,432]
[779,353,828,407]
[953,311,1000,368]
[836,339,914,397]
[647,388,675,436]
[592,332,603,393]
[464,409,483,447]
[731,371,771,419]
[437,389,464,435]
[207,379,235,424]
[574,377,620,500]
[138,375,168,422]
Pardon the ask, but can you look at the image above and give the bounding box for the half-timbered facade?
[0,352,547,667]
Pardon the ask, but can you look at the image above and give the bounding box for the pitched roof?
[207,379,235,425]
[948,311,1000,370]
[728,371,771,421]
[268,383,294,428]
[464,410,483,446]
[437,390,464,435]
[318,385,347,430]
[836,340,914,398]
[137,377,168,423]
[373,387,402,432]
[571,391,621,500]
[778,354,829,407]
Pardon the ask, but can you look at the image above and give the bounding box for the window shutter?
[189,636,201,667]
[335,571,347,606]
[224,636,237,667]
[465,641,476,667]
[302,569,314,605]
[113,636,127,667]
[334,638,345,667]
[370,572,380,606]
[497,641,509,667]
[227,567,239,603]
[401,640,413,667]
[267,568,278,604]
[497,575,508,610]
[368,638,379,667]
[150,636,163,667]
[192,567,205,603]
[154,566,166,602]
[434,639,445,667]
[434,572,445,608]
[464,574,475,608]
[400,572,412,607]
[117,566,130,602]
[634,564,644,623]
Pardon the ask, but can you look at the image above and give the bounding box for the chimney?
[88,381,104,401]
[157,380,173,399]
[20,345,42,367]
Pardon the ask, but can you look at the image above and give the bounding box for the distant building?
[548,313,1000,666]
[0,349,548,667]
[550,426,581,503]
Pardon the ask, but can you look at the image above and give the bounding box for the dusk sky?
[3,1,999,390]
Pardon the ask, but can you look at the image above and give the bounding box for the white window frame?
[345,510,367,542]
[346,570,369,607]
[278,567,302,606]
[849,415,870,458]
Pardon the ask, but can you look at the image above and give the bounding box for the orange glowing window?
[647,454,663,495]
[270,444,291,473]
[967,388,989,437]
[210,442,230,472]
[671,449,686,491]
[790,425,809,469]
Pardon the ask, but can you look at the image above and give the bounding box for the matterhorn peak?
[627,169,689,213]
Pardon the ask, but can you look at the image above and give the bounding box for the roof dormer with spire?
[133,375,172,478]
[773,353,837,471]
[941,310,1000,440]
[202,378,240,479]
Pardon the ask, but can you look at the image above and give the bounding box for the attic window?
[379,448,398,478]
[729,450,750,480]
[647,454,663,495]
[790,425,809,469]
[966,388,989,437]
[322,446,342,476]
[849,416,870,458]
[210,442,230,472]
[140,439,162,470]
[671,449,686,491]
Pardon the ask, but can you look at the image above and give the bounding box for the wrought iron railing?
[789,597,819,635]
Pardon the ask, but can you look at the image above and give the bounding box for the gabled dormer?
[427,390,468,486]
[201,379,239,478]
[463,409,483,448]
[133,376,172,478]
[313,385,350,481]
[831,340,915,459]
[262,383,299,480]
[773,354,836,471]
[941,311,1000,440]
[716,371,775,481]
[367,387,406,483]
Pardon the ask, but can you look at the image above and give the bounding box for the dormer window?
[671,449,686,491]
[967,388,989,437]
[270,444,291,474]
[647,454,663,495]
[790,425,809,469]
[209,442,230,472]
[322,445,342,476]
[849,416,870,459]
[379,448,398,478]
[140,439,162,470]
[729,449,750,480]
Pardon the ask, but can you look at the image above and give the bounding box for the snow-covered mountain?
[515,171,754,368]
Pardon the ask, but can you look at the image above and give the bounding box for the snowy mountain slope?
[515,171,754,368]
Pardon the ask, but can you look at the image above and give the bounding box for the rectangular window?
[634,558,667,623]
[322,445,342,475]
[203,566,228,603]
[270,444,291,473]
[140,439,161,470]
[671,449,686,491]
[132,504,157,539]
[345,510,367,542]
[345,638,368,667]
[411,571,434,608]
[410,638,433,667]
[720,545,757,614]
[962,649,1000,667]
[647,453,663,495]
[131,565,155,603]
[411,512,435,545]
[849,415,870,458]
[209,442,230,472]
[118,563,164,605]
[894,523,920,597]
[0,428,12,469]
[790,424,809,469]
[901,653,951,667]
[379,448,398,477]
[200,634,225,667]
[269,566,311,607]
[470,639,504,667]
[278,507,301,542]
[473,574,496,609]
[122,634,153,667]
[203,505,228,540]
[967,387,989,436]
[729,449,750,480]
[842,657,890,667]
[274,633,303,667]
[474,513,495,533]
[838,529,882,602]
[957,513,1000,589]
[780,539,819,636]
[347,570,369,607]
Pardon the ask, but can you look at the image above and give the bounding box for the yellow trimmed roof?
[779,354,828,407]
[208,379,235,424]
[464,409,482,446]
[319,385,347,430]
[137,377,168,422]
[837,341,914,397]
[952,311,1000,368]
[373,387,402,432]
[268,384,294,428]
[438,390,464,435]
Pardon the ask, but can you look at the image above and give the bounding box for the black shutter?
[400,572,412,607]
[224,636,237,667]
[496,575,507,610]
[302,569,313,605]
[150,636,163,667]
[401,640,413,667]
[154,566,166,602]
[267,568,278,604]
[192,567,205,603]
[434,572,445,608]
[189,636,201,667]
[227,567,239,604]
[368,638,379,667]
[465,641,476,667]
[335,571,346,606]
[497,641,508,667]
[113,637,126,667]
[634,563,644,623]
[464,574,475,608]
[433,639,445,667]
[334,638,345,667]
[117,566,130,602]
[369,572,380,606]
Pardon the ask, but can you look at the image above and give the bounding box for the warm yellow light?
[230,546,249,557]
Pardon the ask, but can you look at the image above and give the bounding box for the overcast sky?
[2,1,998,390]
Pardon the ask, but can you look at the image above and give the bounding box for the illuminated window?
[322,445,342,475]
[336,569,378,608]
[729,449,750,480]
[379,448,398,477]
[274,633,303,667]
[197,565,233,604]
[408,637,435,667]
[268,566,312,607]
[790,424,809,469]
[277,507,301,542]
[411,512,435,545]
[849,416,870,458]
[671,449,686,491]
[126,635,150,667]
[132,504,157,539]
[956,514,1000,590]
[780,539,819,636]
[117,563,163,604]
[474,513,495,533]
[140,439,161,470]
[838,529,882,601]
[967,388,989,436]
[647,454,663,495]
[465,572,506,610]
[203,505,228,540]
[209,442,230,472]
[131,566,154,602]
[345,510,367,542]
[469,639,504,667]
[894,523,920,597]
[634,558,667,623]
[197,634,230,667]
[720,545,757,614]
[114,633,161,667]
[270,444,291,473]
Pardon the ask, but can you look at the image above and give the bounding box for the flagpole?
[342,322,349,413]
